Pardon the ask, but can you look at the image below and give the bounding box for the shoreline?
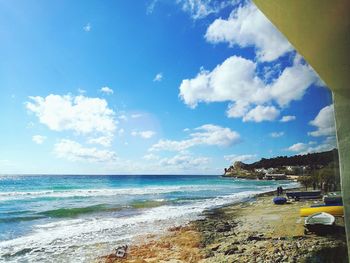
[99,188,347,263]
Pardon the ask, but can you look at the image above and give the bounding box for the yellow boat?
[300,206,344,217]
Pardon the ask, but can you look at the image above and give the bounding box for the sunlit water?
[0,175,298,262]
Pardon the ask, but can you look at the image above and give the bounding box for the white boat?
[304,212,335,234]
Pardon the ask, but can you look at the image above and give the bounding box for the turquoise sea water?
[0,175,298,262]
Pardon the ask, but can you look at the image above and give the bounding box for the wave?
[0,188,279,262]
[0,185,234,202]
[38,204,123,218]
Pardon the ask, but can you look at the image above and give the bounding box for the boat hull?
[300,206,343,217]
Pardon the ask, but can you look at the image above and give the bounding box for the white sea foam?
[0,185,294,263]
[0,185,230,202]
[0,182,299,262]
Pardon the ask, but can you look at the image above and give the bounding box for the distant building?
[264,173,287,180]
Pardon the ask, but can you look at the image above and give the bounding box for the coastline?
[99,188,348,263]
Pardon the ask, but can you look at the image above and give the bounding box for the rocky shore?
[99,192,348,263]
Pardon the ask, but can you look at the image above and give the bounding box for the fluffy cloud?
[143,153,160,161]
[177,0,235,20]
[243,105,279,122]
[179,55,320,122]
[100,86,114,95]
[26,95,116,143]
[280,115,296,122]
[287,142,307,152]
[83,23,91,32]
[270,132,284,138]
[32,135,47,144]
[149,124,240,152]
[287,137,336,155]
[308,104,336,137]
[153,73,163,82]
[131,114,143,119]
[205,2,292,62]
[159,154,210,168]
[54,139,117,162]
[87,136,113,147]
[269,62,318,107]
[180,56,265,109]
[224,154,256,163]
[131,130,156,139]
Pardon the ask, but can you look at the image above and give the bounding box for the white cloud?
[32,135,47,144]
[287,137,336,155]
[224,154,256,163]
[280,115,296,122]
[270,132,284,138]
[83,23,91,32]
[54,139,117,163]
[287,142,307,152]
[269,62,318,107]
[205,2,292,62]
[131,130,156,139]
[78,88,86,94]
[243,105,280,122]
[180,56,265,109]
[100,86,114,95]
[150,124,240,152]
[159,154,210,168]
[118,115,128,121]
[177,0,235,20]
[26,95,116,142]
[131,114,143,119]
[179,55,320,122]
[308,104,336,137]
[143,153,160,161]
[153,73,163,82]
[147,0,158,14]
[87,136,113,147]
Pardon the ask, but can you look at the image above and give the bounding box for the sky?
[0,0,336,175]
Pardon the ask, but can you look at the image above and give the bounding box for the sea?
[0,175,298,262]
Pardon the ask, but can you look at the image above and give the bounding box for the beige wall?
[253,0,350,259]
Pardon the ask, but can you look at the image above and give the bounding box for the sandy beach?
[99,191,348,263]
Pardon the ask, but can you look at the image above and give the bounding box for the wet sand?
[99,191,348,263]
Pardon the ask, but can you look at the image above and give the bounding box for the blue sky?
[0,0,336,174]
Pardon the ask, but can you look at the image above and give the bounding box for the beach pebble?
[224,245,239,255]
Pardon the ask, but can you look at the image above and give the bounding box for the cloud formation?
[280,115,296,122]
[177,0,235,20]
[287,137,336,155]
[54,139,117,162]
[100,86,114,95]
[153,73,163,82]
[26,94,117,146]
[308,104,336,137]
[179,55,319,122]
[205,2,292,62]
[150,124,240,152]
[32,135,47,144]
[159,154,210,168]
[83,23,91,32]
[270,132,284,138]
[224,154,256,163]
[131,130,156,139]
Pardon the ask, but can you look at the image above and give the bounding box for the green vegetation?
[224,149,340,190]
[298,162,340,192]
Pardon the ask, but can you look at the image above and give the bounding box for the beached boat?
[286,190,321,200]
[300,206,343,217]
[323,194,343,205]
[273,196,287,205]
[304,212,335,234]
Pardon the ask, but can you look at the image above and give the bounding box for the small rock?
[224,245,239,255]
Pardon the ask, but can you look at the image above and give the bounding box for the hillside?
[244,149,338,170]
